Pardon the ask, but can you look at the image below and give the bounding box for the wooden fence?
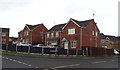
[2,44,114,56]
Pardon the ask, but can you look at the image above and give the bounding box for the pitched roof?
[106,36,116,41]
[71,18,93,27]
[100,33,116,41]
[26,24,41,30]
[116,37,120,41]
[48,24,66,32]
[100,33,106,39]
[62,18,95,29]
[18,30,23,34]
[48,18,94,32]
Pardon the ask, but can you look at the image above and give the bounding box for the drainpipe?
[80,27,83,55]
[31,31,32,44]
[60,31,61,48]
[80,27,83,48]
[45,32,46,46]
[0,29,2,49]
[90,23,92,56]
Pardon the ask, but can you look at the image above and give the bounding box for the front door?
[64,42,68,49]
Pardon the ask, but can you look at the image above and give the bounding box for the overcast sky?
[0,0,119,37]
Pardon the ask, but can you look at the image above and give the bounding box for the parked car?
[17,42,31,46]
[33,44,46,48]
[47,45,59,48]
[114,49,119,55]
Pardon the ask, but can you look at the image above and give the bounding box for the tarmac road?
[2,53,119,70]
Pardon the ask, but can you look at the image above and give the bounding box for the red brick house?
[9,37,18,45]
[100,33,120,50]
[115,36,120,51]
[46,18,100,50]
[18,24,48,44]
[45,24,66,47]
[0,28,10,45]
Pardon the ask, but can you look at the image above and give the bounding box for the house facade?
[100,33,120,50]
[0,28,10,45]
[9,37,18,45]
[18,24,48,44]
[46,18,100,50]
[115,37,120,51]
[45,24,65,47]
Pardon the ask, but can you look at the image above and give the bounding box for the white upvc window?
[96,32,98,36]
[2,39,6,44]
[24,31,28,36]
[71,40,76,48]
[68,28,75,35]
[2,33,6,36]
[51,33,54,38]
[26,39,29,44]
[92,31,94,36]
[56,32,59,37]
[47,33,49,38]
[26,31,28,36]
[24,32,26,36]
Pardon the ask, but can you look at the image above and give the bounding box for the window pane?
[2,39,6,44]
[26,39,29,44]
[2,33,6,36]
[27,31,28,35]
[71,41,76,48]
[47,33,49,38]
[56,32,59,37]
[51,33,54,38]
[68,29,70,34]
[92,31,94,36]
[96,32,98,36]
[68,28,75,35]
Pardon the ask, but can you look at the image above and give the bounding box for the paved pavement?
[2,53,119,69]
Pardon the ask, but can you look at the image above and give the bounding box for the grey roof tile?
[48,18,94,32]
[71,18,94,27]
[26,24,41,30]
[48,24,66,32]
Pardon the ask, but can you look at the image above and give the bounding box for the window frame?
[47,33,49,38]
[71,40,77,48]
[68,28,75,35]
[92,31,94,36]
[2,33,6,36]
[2,39,6,44]
[96,32,98,36]
[26,31,29,36]
[56,32,59,37]
[51,33,54,38]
